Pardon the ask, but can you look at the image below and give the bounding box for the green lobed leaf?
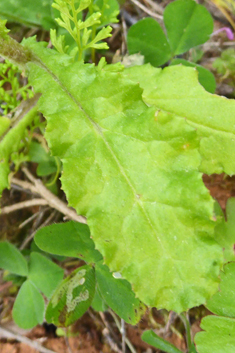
[46,265,95,327]
[170,59,216,94]
[195,262,235,352]
[195,316,235,353]
[0,242,28,276]
[206,262,235,318]
[127,18,172,67]
[142,330,183,353]
[20,39,224,312]
[124,64,235,175]
[30,239,66,261]
[12,280,44,329]
[214,199,235,263]
[35,221,102,263]
[28,252,64,298]
[164,0,213,55]
[96,262,145,324]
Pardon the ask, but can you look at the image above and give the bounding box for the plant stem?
[70,0,83,60]
[88,4,96,63]
[0,31,32,68]
[179,312,192,351]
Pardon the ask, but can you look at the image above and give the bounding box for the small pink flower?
[212,27,234,40]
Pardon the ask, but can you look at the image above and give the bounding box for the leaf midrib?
[33,57,186,285]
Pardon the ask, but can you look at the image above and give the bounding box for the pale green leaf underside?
[23,39,223,312]
[124,64,235,175]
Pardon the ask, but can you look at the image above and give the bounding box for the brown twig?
[102,328,123,353]
[11,177,38,194]
[0,326,57,353]
[22,167,86,223]
[19,209,49,229]
[121,319,126,353]
[164,311,177,338]
[129,0,163,19]
[20,210,57,250]
[142,0,164,15]
[1,199,48,214]
[108,310,137,353]
[121,15,128,56]
[11,167,87,224]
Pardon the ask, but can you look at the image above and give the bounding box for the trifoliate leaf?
[35,221,102,263]
[127,18,172,67]
[0,242,28,276]
[127,0,213,66]
[164,0,213,55]
[91,285,108,312]
[96,262,145,324]
[28,252,64,298]
[13,280,44,329]
[46,265,95,326]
